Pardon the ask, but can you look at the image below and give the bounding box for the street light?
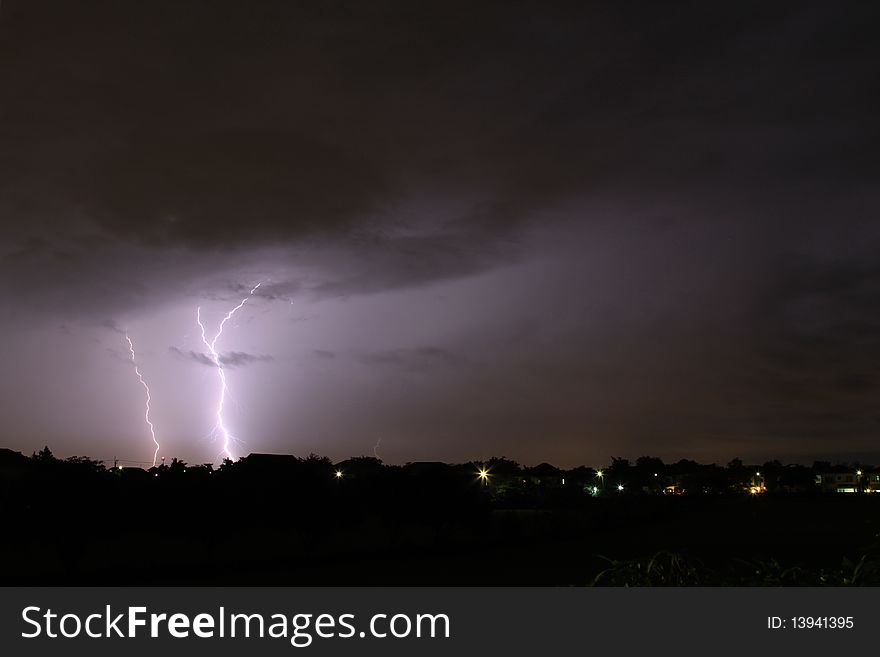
[478,468,490,485]
[335,470,343,479]
[617,484,624,492]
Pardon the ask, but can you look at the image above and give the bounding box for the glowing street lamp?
[617,484,624,492]
[478,469,490,485]
[335,470,343,480]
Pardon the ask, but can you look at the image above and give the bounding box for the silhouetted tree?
[760,460,784,491]
[168,458,187,474]
[609,457,631,472]
[635,456,664,472]
[64,456,105,473]
[335,455,383,478]
[33,446,55,463]
[305,453,334,466]
[486,456,521,476]
[565,465,596,486]
[779,464,817,492]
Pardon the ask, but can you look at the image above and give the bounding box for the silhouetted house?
[404,461,451,474]
[0,448,31,481]
[240,453,298,475]
[0,448,27,465]
[525,463,564,487]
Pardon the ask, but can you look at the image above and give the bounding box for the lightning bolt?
[125,334,161,467]
[197,282,261,462]
[373,438,382,459]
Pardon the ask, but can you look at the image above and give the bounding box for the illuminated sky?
[1,1,879,466]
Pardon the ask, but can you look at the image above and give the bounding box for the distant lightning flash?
[125,334,161,467]
[197,282,261,461]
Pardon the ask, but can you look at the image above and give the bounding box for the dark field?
[6,478,880,586]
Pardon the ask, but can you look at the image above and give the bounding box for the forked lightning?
[197,282,261,461]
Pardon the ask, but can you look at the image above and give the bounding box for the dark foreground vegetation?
[2,447,880,585]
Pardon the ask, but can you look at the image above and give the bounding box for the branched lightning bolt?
[197,282,261,461]
[125,334,161,467]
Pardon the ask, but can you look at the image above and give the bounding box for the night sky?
[1,1,879,467]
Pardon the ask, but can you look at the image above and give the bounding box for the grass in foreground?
[590,551,880,586]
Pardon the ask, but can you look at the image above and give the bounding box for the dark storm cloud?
[310,227,522,299]
[1,0,541,251]
[99,319,124,335]
[169,347,273,368]
[221,351,274,367]
[6,1,874,255]
[1,0,878,311]
[746,255,880,403]
[251,281,302,302]
[169,348,215,368]
[756,257,880,361]
[358,347,470,373]
[835,374,875,394]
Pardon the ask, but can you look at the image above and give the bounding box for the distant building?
[815,467,861,493]
[863,468,880,493]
